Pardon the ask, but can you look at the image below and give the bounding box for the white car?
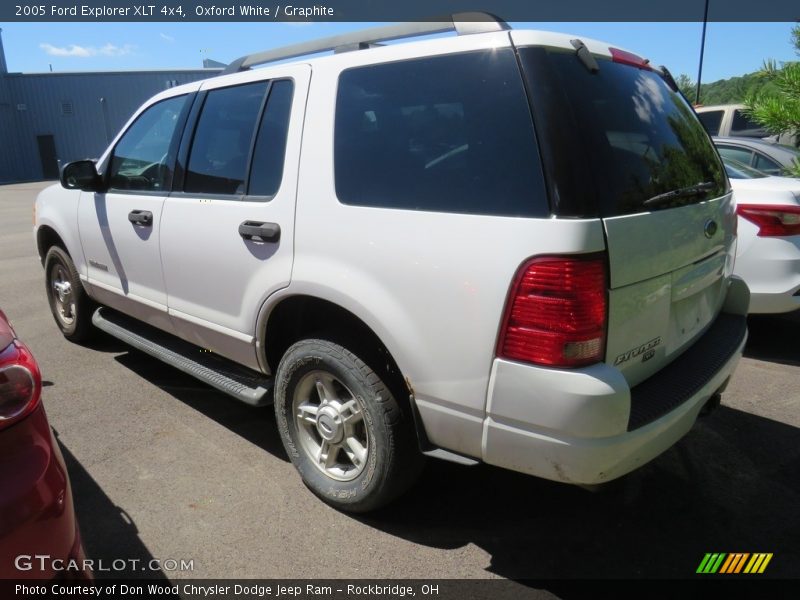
[34,15,748,512]
[696,103,768,138]
[724,158,800,314]
[696,103,797,146]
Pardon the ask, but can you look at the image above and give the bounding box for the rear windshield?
[519,47,728,217]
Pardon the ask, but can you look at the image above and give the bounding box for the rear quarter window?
[334,49,548,218]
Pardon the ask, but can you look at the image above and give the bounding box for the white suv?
[35,15,749,512]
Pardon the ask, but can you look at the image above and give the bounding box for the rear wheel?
[44,246,94,342]
[274,338,423,512]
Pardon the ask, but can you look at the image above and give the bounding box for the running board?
[92,308,273,406]
[423,448,480,466]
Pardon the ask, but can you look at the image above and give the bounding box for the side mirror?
[60,160,102,191]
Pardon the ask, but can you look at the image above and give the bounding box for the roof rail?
[221,12,510,75]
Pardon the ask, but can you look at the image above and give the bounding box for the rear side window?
[723,160,764,179]
[334,49,547,217]
[248,80,294,197]
[753,153,781,175]
[731,109,768,138]
[717,145,754,166]
[697,110,724,135]
[185,81,268,195]
[519,47,727,217]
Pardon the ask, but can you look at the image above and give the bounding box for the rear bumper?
[482,312,747,484]
[735,234,800,314]
[746,288,800,315]
[0,405,87,580]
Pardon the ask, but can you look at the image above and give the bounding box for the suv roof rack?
[221,12,510,75]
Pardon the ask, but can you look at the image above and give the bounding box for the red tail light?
[609,48,652,70]
[0,339,42,431]
[737,204,800,237]
[497,254,608,368]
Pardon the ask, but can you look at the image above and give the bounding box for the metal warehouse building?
[0,29,220,183]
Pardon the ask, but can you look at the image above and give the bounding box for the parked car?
[695,103,797,147]
[714,136,800,177]
[722,158,800,314]
[695,103,769,138]
[0,309,88,579]
[35,15,749,512]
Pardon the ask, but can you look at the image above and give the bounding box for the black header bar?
[2,0,799,23]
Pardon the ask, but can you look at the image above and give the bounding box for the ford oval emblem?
[704,219,718,239]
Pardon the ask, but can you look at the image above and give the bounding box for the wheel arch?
[34,183,85,267]
[36,225,68,265]
[262,295,403,384]
[260,294,430,450]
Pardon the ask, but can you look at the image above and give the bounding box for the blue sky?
[0,21,796,83]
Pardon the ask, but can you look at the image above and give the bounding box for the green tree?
[744,24,800,174]
[676,73,696,101]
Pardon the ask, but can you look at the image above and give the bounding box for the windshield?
[518,47,728,217]
[722,157,769,179]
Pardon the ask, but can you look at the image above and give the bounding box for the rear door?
[159,65,309,369]
[517,41,735,386]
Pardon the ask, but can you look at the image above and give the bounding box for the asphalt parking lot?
[1,181,798,587]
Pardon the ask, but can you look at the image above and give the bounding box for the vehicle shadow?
[356,405,800,582]
[80,330,129,353]
[111,351,289,462]
[55,434,170,581]
[744,312,800,366]
[94,321,798,584]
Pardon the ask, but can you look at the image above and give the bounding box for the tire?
[274,338,423,512]
[44,246,94,342]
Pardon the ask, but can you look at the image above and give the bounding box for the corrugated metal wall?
[0,69,218,183]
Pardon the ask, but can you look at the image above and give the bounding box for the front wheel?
[44,246,94,342]
[274,339,423,512]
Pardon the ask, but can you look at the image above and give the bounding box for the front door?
[77,93,191,332]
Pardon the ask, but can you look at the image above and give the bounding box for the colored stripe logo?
[697,553,773,574]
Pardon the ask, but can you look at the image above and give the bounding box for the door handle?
[239,221,281,243]
[128,210,153,226]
